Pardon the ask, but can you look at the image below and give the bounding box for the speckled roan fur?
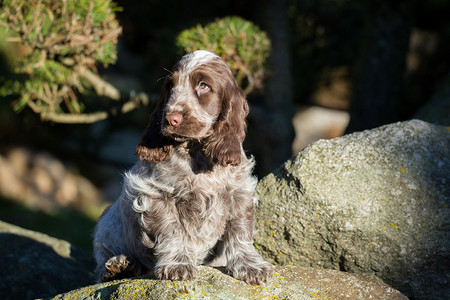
[93,50,274,285]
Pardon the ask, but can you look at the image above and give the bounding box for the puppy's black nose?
[166,112,183,127]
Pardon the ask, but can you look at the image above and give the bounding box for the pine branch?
[78,67,121,100]
[37,91,150,123]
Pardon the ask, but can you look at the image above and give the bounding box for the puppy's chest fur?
[169,168,231,238]
[138,148,234,246]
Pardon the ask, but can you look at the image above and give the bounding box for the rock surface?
[254,120,450,299]
[0,221,95,300]
[0,222,406,300]
[50,265,406,300]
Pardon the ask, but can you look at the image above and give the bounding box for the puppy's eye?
[197,81,210,93]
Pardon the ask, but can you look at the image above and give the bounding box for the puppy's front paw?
[102,254,141,282]
[229,260,274,285]
[156,263,197,281]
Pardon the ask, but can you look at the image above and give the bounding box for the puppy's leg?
[93,201,144,282]
[224,195,274,285]
[143,207,197,281]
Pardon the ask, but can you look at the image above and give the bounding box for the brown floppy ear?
[135,78,174,162]
[204,85,249,166]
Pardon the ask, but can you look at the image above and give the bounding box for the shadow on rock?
[0,222,95,300]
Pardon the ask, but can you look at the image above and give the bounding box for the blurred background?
[0,0,449,251]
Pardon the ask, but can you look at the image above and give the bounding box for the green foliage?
[176,16,271,95]
[0,0,121,119]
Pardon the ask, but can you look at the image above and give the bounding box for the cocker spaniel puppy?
[93,50,274,285]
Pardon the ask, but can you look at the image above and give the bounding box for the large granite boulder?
[0,221,95,300]
[50,265,406,300]
[254,120,450,299]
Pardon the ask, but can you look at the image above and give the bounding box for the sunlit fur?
[93,50,274,285]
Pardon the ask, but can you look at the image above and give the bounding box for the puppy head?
[136,50,248,166]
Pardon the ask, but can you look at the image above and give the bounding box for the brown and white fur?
[93,50,274,285]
